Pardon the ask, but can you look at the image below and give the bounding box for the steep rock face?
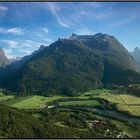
[130,47,140,67]
[0,48,9,68]
[3,33,140,96]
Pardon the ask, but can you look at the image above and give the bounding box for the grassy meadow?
[0,88,140,138]
[0,88,140,116]
[90,91,140,116]
[3,95,64,109]
[0,92,14,101]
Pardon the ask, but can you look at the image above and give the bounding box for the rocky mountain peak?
[134,47,140,52]
[130,47,140,67]
[0,47,9,68]
[0,47,5,56]
[69,33,78,39]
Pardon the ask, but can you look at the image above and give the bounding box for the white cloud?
[17,40,43,55]
[34,33,53,45]
[3,48,16,59]
[107,15,137,30]
[114,16,136,27]
[57,17,69,28]
[6,40,18,48]
[0,39,44,58]
[44,2,115,29]
[18,48,32,54]
[0,40,18,48]
[0,27,24,35]
[94,12,113,20]
[43,38,52,44]
[0,5,8,16]
[0,5,8,11]
[41,27,49,33]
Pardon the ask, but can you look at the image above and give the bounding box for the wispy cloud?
[114,16,136,27]
[1,2,140,56]
[0,5,8,16]
[0,27,25,35]
[47,3,70,27]
[44,2,115,29]
[16,40,44,56]
[0,5,8,11]
[107,14,137,30]
[0,40,18,48]
[41,27,49,33]
[94,12,113,20]
[0,39,44,58]
[74,3,114,21]
[3,48,16,59]
[42,38,53,45]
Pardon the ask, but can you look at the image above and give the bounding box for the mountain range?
[10,45,46,70]
[0,48,9,68]
[130,47,140,67]
[1,33,140,96]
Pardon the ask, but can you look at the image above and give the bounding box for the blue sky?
[0,2,140,58]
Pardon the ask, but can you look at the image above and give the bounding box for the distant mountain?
[0,45,46,88]
[0,48,9,68]
[10,45,46,69]
[130,47,140,67]
[0,48,10,87]
[3,33,140,96]
[9,57,21,63]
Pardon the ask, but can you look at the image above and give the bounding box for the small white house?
[47,105,54,109]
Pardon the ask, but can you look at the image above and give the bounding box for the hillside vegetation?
[3,33,140,96]
[0,104,46,138]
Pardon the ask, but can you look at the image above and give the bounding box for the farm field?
[128,106,140,116]
[94,92,128,110]
[119,94,140,116]
[4,95,64,109]
[1,88,140,116]
[0,88,140,138]
[1,94,89,109]
[120,94,140,105]
[89,90,140,116]
[83,89,112,96]
[0,92,14,101]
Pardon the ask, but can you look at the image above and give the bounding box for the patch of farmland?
[5,95,64,109]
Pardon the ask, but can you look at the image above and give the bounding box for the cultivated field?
[83,89,112,96]
[0,88,140,138]
[1,88,140,116]
[0,92,14,101]
[4,95,64,109]
[89,90,140,116]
